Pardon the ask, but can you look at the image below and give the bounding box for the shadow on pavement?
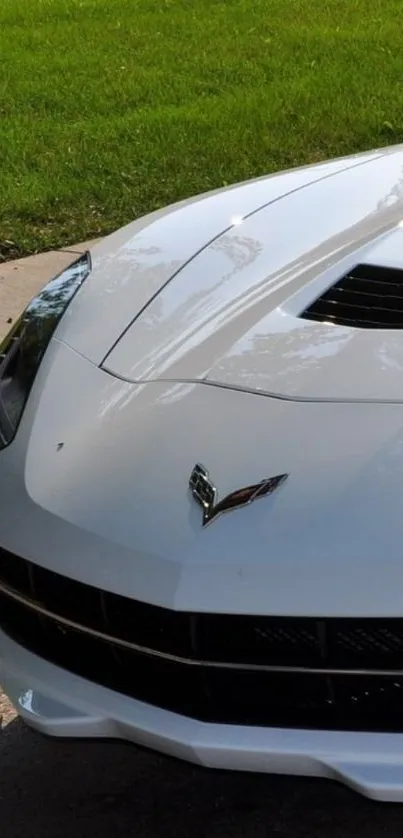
[1,718,403,837]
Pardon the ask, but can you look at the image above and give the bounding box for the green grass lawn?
[1,0,403,258]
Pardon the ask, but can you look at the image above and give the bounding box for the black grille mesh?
[301,263,403,328]
[2,548,403,731]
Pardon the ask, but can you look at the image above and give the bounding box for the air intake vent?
[301,264,403,328]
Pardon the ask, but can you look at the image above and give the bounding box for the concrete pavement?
[0,239,101,341]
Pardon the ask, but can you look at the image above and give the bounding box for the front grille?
[301,263,403,328]
[2,548,403,731]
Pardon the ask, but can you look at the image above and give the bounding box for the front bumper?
[3,630,403,802]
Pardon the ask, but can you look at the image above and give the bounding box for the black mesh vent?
[301,263,403,328]
[3,547,403,731]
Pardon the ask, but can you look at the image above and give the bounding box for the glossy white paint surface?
[4,145,403,801]
[103,149,403,402]
[56,147,382,363]
[0,338,402,617]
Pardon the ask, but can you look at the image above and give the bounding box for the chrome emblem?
[189,463,288,526]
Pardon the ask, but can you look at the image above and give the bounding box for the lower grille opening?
[2,548,403,731]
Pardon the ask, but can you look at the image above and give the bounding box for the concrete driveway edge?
[0,239,101,340]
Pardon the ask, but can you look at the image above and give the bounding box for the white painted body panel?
[56,147,382,364]
[102,149,403,402]
[0,338,401,616]
[3,146,403,800]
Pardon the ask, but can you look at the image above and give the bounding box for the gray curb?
[0,239,101,341]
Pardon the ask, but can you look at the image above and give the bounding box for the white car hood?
[57,152,364,363]
[101,147,403,404]
[56,146,388,364]
[3,339,403,615]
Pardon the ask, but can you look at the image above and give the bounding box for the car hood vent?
[301,263,403,329]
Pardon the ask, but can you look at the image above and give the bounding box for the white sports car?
[3,144,403,801]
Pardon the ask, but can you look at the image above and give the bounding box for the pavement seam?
[57,248,86,254]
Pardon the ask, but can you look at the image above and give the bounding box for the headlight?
[0,251,91,450]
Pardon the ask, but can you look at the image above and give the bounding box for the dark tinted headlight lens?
[0,251,91,449]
